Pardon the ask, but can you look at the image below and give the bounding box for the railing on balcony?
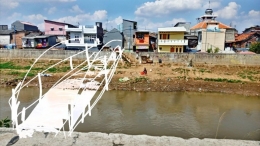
[158,39,188,45]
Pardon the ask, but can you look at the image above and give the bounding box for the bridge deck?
[19,79,97,132]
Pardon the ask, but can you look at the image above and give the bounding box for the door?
[163,34,167,39]
[170,46,175,52]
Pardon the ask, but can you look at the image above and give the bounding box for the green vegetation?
[199,68,211,74]
[207,48,213,53]
[195,77,242,83]
[237,70,259,81]
[249,42,260,54]
[214,47,220,53]
[132,77,148,83]
[0,62,22,69]
[0,117,11,128]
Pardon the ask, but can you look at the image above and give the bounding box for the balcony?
[65,25,97,33]
[158,39,188,46]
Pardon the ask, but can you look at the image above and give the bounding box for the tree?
[249,42,260,54]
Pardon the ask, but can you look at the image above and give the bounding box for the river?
[0,87,259,141]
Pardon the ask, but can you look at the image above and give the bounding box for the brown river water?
[0,87,259,141]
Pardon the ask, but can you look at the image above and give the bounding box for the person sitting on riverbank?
[140,67,147,75]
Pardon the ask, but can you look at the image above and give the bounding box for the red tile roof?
[235,32,256,42]
[191,21,231,30]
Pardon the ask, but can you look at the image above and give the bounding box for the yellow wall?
[159,32,184,40]
[158,45,183,53]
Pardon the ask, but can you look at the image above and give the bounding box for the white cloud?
[215,2,240,19]
[248,10,260,18]
[7,13,22,21]
[23,14,47,23]
[135,0,217,17]
[55,10,107,25]
[203,1,221,9]
[47,7,57,14]
[137,18,186,31]
[105,16,123,30]
[70,5,84,13]
[37,23,45,31]
[0,0,19,9]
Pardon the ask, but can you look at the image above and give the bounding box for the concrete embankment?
[0,128,259,146]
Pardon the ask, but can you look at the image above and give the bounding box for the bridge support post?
[104,56,108,91]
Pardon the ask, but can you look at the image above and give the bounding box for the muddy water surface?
[0,87,259,140]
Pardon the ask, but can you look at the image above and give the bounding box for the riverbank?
[0,128,259,146]
[0,59,260,96]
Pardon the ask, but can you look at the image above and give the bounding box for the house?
[234,31,260,48]
[103,28,123,51]
[22,35,57,49]
[118,19,137,51]
[0,25,13,47]
[11,20,39,32]
[133,30,149,52]
[44,20,76,42]
[174,22,191,34]
[190,8,236,52]
[133,30,157,52]
[10,21,40,49]
[65,22,103,50]
[242,25,260,33]
[157,27,188,53]
[174,22,199,51]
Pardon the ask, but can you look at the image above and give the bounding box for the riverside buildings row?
[0,8,259,53]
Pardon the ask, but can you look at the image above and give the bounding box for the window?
[133,34,135,38]
[75,36,79,42]
[59,28,63,31]
[50,28,54,31]
[167,34,170,39]
[159,47,162,50]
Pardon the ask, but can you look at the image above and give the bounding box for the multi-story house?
[190,8,236,52]
[10,21,40,49]
[133,30,157,52]
[65,22,103,50]
[157,27,188,53]
[44,20,76,42]
[0,25,13,47]
[103,28,124,50]
[235,25,260,48]
[133,30,149,52]
[118,19,137,51]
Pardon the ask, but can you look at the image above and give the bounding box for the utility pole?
[13,25,16,49]
[129,25,131,52]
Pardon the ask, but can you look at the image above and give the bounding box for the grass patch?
[48,67,57,73]
[237,70,258,81]
[131,77,148,83]
[204,78,242,83]
[0,62,22,69]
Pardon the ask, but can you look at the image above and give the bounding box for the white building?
[65,22,103,50]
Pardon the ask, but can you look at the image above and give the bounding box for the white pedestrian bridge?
[9,39,124,138]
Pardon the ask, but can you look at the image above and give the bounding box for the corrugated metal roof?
[0,30,14,35]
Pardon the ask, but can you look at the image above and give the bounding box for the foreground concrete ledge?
[0,128,259,146]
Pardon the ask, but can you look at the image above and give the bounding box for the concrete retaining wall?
[0,128,259,146]
[1,49,260,65]
[0,49,113,60]
[137,52,260,65]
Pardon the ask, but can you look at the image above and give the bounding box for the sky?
[0,0,259,33]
